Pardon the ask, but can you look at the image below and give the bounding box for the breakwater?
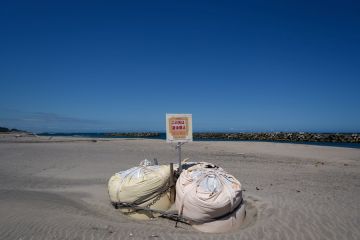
[39,132,360,144]
[193,132,360,143]
[104,132,161,137]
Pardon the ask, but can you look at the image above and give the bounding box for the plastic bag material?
[139,158,156,167]
[108,164,171,219]
[175,162,245,232]
[192,200,246,233]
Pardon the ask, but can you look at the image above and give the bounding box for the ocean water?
[39,132,360,149]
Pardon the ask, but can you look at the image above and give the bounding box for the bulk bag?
[108,163,171,219]
[176,162,245,232]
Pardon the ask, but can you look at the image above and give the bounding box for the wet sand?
[0,134,359,239]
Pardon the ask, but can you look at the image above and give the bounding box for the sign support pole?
[176,142,185,173]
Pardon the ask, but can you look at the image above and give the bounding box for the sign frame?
[166,113,193,143]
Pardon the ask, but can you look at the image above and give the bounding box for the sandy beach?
[0,134,359,240]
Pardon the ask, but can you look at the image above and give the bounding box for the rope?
[111,201,190,224]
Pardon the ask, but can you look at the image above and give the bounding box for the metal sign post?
[176,142,185,173]
[166,114,193,174]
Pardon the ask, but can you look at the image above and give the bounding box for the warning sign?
[166,114,193,143]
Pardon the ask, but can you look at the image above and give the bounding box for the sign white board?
[166,114,193,143]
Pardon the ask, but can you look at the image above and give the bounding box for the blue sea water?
[39,132,360,149]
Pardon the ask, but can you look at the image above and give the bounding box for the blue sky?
[1,0,359,133]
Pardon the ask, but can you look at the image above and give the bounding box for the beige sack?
[176,162,244,232]
[108,164,171,219]
[193,201,246,233]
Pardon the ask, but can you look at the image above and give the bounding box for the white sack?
[193,201,246,233]
[176,162,244,232]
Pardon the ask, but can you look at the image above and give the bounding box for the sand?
[0,134,359,239]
